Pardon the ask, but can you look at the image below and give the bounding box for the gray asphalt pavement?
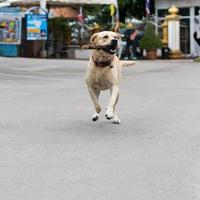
[0,57,200,200]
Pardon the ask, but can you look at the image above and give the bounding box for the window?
[195,7,200,16]
[179,8,190,16]
[158,7,190,17]
[158,9,168,18]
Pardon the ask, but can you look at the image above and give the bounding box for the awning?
[7,0,116,5]
[0,2,11,7]
[48,0,116,4]
[50,6,78,18]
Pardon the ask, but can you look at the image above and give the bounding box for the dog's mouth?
[101,40,118,55]
[107,46,117,53]
[110,46,117,53]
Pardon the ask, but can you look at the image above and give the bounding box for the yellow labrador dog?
[85,31,135,124]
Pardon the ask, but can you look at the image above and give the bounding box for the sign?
[26,14,47,40]
[0,15,21,44]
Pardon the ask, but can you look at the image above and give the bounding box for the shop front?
[0,0,116,58]
[11,0,80,58]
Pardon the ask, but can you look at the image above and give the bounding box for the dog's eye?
[103,35,109,39]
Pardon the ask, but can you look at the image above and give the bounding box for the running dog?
[85,31,135,124]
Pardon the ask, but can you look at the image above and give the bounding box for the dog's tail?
[120,60,137,68]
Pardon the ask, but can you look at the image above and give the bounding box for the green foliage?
[140,22,162,50]
[118,0,145,22]
[194,57,200,62]
[48,17,70,39]
[84,0,146,24]
[84,5,111,29]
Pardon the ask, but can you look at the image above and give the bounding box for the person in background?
[123,22,135,59]
[131,23,145,59]
[123,21,145,60]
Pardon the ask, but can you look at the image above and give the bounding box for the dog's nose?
[111,39,118,44]
[111,39,118,47]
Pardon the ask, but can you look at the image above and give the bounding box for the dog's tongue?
[110,45,117,50]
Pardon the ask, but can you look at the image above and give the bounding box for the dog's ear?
[90,33,98,44]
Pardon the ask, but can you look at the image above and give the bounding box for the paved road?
[0,57,200,200]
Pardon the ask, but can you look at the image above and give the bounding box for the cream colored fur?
[85,31,135,124]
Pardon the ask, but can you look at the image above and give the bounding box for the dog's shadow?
[69,118,122,135]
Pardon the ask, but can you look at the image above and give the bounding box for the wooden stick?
[81,44,107,49]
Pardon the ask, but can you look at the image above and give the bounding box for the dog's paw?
[113,114,121,124]
[105,108,113,120]
[92,113,99,121]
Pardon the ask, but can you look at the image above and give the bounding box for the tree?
[83,1,144,28]
[118,0,155,22]
[84,5,112,30]
[118,0,145,22]
[83,0,155,29]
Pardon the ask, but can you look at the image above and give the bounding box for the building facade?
[155,0,200,56]
[0,0,115,58]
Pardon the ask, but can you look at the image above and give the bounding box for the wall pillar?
[166,5,184,59]
[162,20,168,47]
[190,7,195,56]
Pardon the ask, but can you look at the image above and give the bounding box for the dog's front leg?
[105,85,119,120]
[87,85,101,121]
[113,93,121,124]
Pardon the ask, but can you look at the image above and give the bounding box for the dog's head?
[90,31,121,55]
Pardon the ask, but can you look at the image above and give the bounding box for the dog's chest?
[92,70,113,90]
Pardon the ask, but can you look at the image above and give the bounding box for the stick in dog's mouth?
[81,44,105,49]
[82,43,117,54]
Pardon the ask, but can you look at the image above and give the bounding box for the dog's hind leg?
[87,86,101,121]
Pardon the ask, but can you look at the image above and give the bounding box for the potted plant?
[140,22,162,59]
[194,57,200,62]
